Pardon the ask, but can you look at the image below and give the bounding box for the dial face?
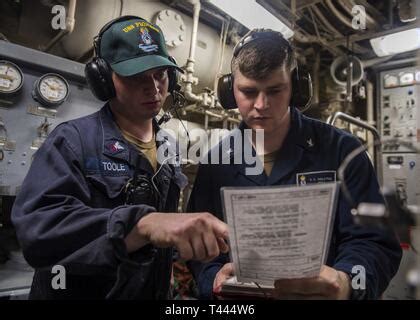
[384,74,399,88]
[0,60,24,94]
[399,72,415,86]
[37,74,69,105]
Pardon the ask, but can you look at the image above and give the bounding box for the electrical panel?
[379,66,420,300]
[0,41,102,196]
[379,66,420,206]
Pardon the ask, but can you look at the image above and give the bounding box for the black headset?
[85,15,179,102]
[217,29,313,111]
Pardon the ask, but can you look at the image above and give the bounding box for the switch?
[37,117,51,138]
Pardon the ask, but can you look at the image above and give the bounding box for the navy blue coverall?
[188,107,402,300]
[11,104,187,299]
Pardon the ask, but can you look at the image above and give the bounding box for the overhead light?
[370,28,420,57]
[206,0,294,39]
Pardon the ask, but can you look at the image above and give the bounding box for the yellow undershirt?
[121,129,157,172]
[261,151,278,177]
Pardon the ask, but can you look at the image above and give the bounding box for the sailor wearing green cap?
[12,16,229,299]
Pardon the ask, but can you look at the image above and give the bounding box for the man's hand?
[273,265,351,300]
[125,212,229,262]
[213,262,235,294]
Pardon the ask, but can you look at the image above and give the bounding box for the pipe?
[366,80,376,168]
[183,0,203,103]
[293,30,344,56]
[214,19,225,93]
[291,0,297,27]
[329,23,418,47]
[308,6,321,41]
[181,0,222,109]
[183,85,203,104]
[312,6,369,54]
[324,0,354,29]
[310,5,368,55]
[366,81,374,131]
[327,111,381,143]
[204,113,209,130]
[187,0,200,69]
[43,0,77,52]
[327,111,382,181]
[185,108,241,125]
[202,110,241,124]
[362,55,394,68]
[346,53,353,106]
[312,51,320,105]
[311,5,340,36]
[214,18,229,94]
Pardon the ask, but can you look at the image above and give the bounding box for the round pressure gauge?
[384,74,399,88]
[399,72,415,86]
[32,73,69,107]
[0,60,24,95]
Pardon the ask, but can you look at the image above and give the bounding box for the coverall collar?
[98,104,177,174]
[233,107,316,185]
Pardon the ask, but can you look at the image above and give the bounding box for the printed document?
[221,182,339,287]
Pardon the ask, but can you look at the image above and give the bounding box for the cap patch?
[138,28,158,53]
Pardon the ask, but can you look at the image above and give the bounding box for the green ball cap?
[100,17,183,76]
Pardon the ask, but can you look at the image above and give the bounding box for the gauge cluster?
[0,59,71,109]
[383,70,420,89]
[0,41,102,196]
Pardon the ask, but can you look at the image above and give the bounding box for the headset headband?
[233,29,293,58]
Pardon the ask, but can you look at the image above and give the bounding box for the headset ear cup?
[84,57,115,101]
[167,68,179,94]
[290,66,313,111]
[217,74,237,109]
[167,56,180,94]
[98,58,116,100]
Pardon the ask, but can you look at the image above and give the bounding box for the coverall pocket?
[86,174,128,200]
